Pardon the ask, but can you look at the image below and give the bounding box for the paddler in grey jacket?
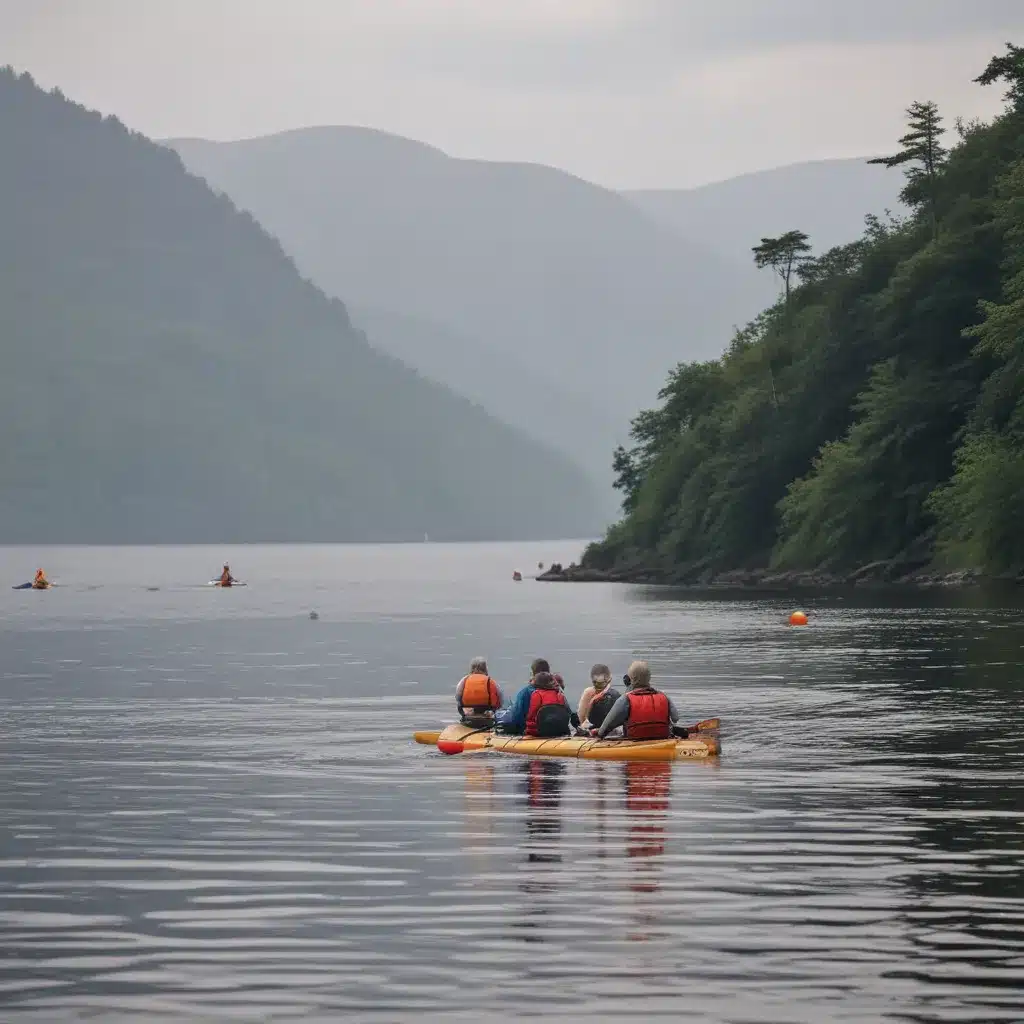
[593,660,683,739]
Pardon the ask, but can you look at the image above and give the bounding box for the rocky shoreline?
[535,561,1024,588]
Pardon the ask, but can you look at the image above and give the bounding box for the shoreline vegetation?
[537,561,1011,588]
[579,45,1024,588]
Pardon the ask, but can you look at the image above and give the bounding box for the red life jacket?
[525,687,570,737]
[625,688,671,740]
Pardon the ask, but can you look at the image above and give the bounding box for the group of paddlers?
[455,657,687,740]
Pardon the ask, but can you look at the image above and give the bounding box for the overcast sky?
[2,0,1023,189]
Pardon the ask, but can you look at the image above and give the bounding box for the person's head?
[532,671,557,690]
[530,658,550,678]
[626,660,651,689]
[590,663,612,691]
[552,673,564,690]
[469,656,488,675]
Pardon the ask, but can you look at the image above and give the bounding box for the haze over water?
[1,542,1023,1022]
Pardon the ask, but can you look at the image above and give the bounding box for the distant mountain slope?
[349,305,618,487]
[626,158,906,265]
[0,70,604,542]
[168,129,775,469]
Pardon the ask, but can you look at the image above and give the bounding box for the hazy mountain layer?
[169,128,775,474]
[0,70,604,542]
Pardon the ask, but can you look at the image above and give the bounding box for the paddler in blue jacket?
[498,658,550,733]
[499,658,580,734]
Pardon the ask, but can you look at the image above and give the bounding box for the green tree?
[868,100,946,234]
[975,42,1024,112]
[584,42,1024,582]
[752,230,812,301]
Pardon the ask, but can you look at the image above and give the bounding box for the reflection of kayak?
[207,580,247,587]
[418,722,720,762]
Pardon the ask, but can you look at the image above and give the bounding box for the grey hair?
[470,656,488,674]
[627,660,651,688]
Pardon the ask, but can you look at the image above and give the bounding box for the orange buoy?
[789,610,808,626]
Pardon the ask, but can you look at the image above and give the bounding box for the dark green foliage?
[975,43,1024,113]
[752,230,812,300]
[868,101,947,229]
[585,47,1024,577]
[0,68,602,542]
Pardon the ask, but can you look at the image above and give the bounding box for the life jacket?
[525,687,571,738]
[588,687,620,728]
[460,673,501,711]
[624,688,671,740]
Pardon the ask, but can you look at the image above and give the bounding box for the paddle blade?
[692,718,720,732]
[413,731,441,745]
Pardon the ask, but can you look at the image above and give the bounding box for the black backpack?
[588,688,620,728]
[534,702,571,738]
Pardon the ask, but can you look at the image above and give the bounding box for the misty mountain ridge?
[626,156,907,265]
[167,127,777,485]
[0,70,604,542]
[168,128,906,489]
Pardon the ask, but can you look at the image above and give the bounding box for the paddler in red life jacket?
[456,657,504,726]
[524,671,573,738]
[218,564,235,586]
[593,660,682,740]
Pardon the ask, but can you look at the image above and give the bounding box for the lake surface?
[1,542,1023,1022]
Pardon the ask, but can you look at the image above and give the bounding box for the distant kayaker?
[593,660,681,740]
[577,663,622,731]
[456,657,504,726]
[32,568,48,589]
[524,672,572,738]
[218,564,235,586]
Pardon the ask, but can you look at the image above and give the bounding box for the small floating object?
[309,610,319,620]
[512,570,522,581]
[789,610,809,626]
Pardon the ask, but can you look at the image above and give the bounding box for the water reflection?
[512,760,567,945]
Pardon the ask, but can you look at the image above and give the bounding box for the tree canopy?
[585,44,1024,579]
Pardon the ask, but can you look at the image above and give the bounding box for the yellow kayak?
[419,722,720,762]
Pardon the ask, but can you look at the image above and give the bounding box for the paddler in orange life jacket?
[593,660,682,740]
[456,657,504,726]
[32,568,49,589]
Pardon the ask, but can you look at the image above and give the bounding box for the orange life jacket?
[625,688,671,740]
[461,673,501,711]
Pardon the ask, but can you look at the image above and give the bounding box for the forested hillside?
[584,45,1024,580]
[0,68,602,543]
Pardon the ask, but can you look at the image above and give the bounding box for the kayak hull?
[433,723,719,761]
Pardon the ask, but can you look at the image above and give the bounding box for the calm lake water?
[1,542,1023,1022]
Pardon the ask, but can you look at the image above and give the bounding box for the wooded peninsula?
[579,45,1024,585]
